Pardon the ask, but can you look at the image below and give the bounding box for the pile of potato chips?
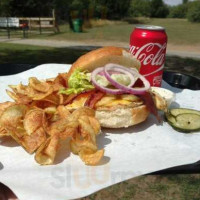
[0,73,104,165]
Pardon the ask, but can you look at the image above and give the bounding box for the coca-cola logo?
[130,43,167,66]
[153,75,162,86]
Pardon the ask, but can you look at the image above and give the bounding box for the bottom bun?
[95,105,149,128]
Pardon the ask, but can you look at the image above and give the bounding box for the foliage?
[0,0,12,16]
[128,0,170,18]
[150,0,169,18]
[97,0,131,19]
[187,1,200,23]
[182,0,188,4]
[0,0,132,20]
[168,4,188,18]
[0,0,54,17]
[128,0,151,17]
[4,0,200,21]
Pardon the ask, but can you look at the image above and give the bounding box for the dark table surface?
[0,63,200,175]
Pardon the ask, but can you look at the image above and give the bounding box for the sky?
[163,0,194,6]
[163,0,182,5]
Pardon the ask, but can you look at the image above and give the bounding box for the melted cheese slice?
[65,94,141,110]
[95,94,141,108]
[102,99,131,107]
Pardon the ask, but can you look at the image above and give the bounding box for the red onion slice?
[98,70,121,76]
[104,63,150,95]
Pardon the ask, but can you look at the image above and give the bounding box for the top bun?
[68,46,141,77]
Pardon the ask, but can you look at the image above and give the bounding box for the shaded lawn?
[28,18,200,46]
[0,43,87,65]
[81,174,200,200]
[0,43,200,78]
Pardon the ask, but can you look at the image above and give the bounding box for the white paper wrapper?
[0,64,200,200]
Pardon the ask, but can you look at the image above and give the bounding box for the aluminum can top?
[135,25,165,31]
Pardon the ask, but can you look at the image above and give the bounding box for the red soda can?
[130,25,167,87]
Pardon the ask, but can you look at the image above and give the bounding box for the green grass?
[27,18,200,46]
[81,175,200,200]
[0,42,88,65]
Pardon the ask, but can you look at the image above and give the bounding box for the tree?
[128,0,151,17]
[0,0,132,20]
[168,4,188,18]
[187,0,200,22]
[93,0,131,19]
[150,0,169,18]
[0,0,13,16]
[0,0,54,17]
[182,0,188,4]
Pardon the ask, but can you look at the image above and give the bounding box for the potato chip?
[0,126,10,137]
[59,94,64,105]
[57,105,71,119]
[30,100,56,109]
[46,118,78,138]
[26,86,54,101]
[6,90,20,101]
[70,139,97,155]
[79,149,104,165]
[46,77,55,82]
[29,77,51,93]
[59,121,78,140]
[63,93,78,105]
[42,93,60,105]
[8,127,26,145]
[70,141,79,155]
[52,73,67,91]
[6,90,32,104]
[58,73,68,85]
[15,126,28,138]
[48,112,60,123]
[78,115,97,143]
[45,106,71,136]
[46,118,67,136]
[44,107,57,114]
[35,134,59,165]
[21,127,46,154]
[68,107,95,122]
[9,83,28,95]
[0,104,28,131]
[0,101,15,116]
[23,109,44,135]
[88,117,101,135]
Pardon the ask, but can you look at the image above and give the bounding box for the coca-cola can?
[130,25,167,87]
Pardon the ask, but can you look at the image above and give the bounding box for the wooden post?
[23,28,25,38]
[68,10,74,31]
[28,18,31,30]
[52,9,56,27]
[39,17,42,34]
[6,17,10,39]
[53,9,60,32]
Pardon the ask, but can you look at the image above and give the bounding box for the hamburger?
[61,46,167,128]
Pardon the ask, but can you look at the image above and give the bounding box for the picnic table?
[0,63,200,200]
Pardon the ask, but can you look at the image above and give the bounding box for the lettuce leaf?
[59,69,94,95]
